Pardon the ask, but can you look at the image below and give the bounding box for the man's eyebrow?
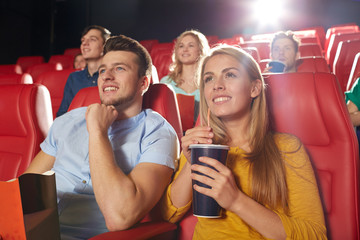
[98,62,131,71]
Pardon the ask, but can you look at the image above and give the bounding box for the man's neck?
[86,58,102,76]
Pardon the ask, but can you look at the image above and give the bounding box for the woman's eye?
[204,76,213,83]
[225,72,236,78]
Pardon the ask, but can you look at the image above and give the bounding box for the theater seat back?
[264,72,359,240]
[347,52,360,91]
[35,69,76,119]
[68,83,183,142]
[0,84,53,181]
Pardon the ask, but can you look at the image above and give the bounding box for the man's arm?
[86,104,173,231]
[23,150,55,174]
[347,100,360,127]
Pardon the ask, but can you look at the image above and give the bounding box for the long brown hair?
[168,30,210,86]
[198,45,289,213]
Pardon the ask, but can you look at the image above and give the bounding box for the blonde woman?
[161,45,327,239]
[160,30,210,123]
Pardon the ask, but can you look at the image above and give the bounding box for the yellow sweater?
[161,133,327,239]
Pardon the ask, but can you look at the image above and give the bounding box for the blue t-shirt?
[56,67,99,117]
[41,107,178,239]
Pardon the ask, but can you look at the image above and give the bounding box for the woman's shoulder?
[273,132,303,152]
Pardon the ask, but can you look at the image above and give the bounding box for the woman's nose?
[212,78,224,90]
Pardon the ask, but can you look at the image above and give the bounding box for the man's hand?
[85,104,118,134]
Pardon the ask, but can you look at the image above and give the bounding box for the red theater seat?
[26,63,63,82]
[0,84,53,181]
[35,69,76,119]
[296,57,330,73]
[347,52,360,91]
[49,54,75,69]
[16,56,45,73]
[298,44,323,58]
[150,42,174,60]
[325,24,360,55]
[326,32,360,70]
[264,72,359,240]
[300,26,326,50]
[140,39,159,53]
[152,49,173,80]
[0,64,22,74]
[333,39,360,94]
[63,48,81,57]
[240,40,270,60]
[0,73,33,84]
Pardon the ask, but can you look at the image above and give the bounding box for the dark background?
[1,0,359,64]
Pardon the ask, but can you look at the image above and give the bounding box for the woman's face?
[176,35,201,65]
[203,54,260,121]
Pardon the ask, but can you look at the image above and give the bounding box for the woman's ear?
[251,79,262,98]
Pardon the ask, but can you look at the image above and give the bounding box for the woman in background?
[161,45,327,239]
[160,30,210,124]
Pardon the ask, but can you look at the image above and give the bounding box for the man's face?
[80,29,104,60]
[271,38,299,72]
[98,51,145,110]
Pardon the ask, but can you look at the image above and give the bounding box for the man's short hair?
[82,25,111,44]
[103,35,152,79]
[271,31,300,53]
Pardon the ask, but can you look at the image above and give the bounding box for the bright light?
[252,0,286,28]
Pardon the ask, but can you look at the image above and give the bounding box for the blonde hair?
[168,30,210,86]
[198,45,289,212]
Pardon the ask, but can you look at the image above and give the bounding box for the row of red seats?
[3,72,355,239]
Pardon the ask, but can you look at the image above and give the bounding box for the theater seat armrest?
[88,221,177,240]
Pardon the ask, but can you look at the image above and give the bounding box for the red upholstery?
[176,94,195,132]
[333,39,360,94]
[150,42,174,60]
[300,26,326,49]
[240,40,270,60]
[296,57,330,73]
[26,63,63,82]
[63,48,81,57]
[264,72,359,240]
[347,52,360,91]
[0,73,33,84]
[259,57,330,73]
[152,50,173,80]
[298,44,323,58]
[216,37,242,46]
[49,55,75,69]
[326,32,360,69]
[35,69,76,119]
[0,84,53,181]
[325,25,360,55]
[0,64,22,74]
[68,83,183,146]
[205,35,219,46]
[140,39,159,53]
[16,56,45,73]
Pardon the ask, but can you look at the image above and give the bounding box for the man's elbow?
[104,212,141,231]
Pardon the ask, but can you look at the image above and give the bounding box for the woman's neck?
[223,116,252,152]
[178,64,198,93]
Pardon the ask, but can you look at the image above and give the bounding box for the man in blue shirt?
[25,35,178,239]
[56,25,111,117]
